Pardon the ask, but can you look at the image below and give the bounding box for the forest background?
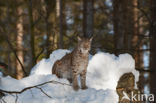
[0,0,156,97]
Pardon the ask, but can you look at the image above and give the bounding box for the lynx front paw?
[73,85,80,91]
[81,86,88,90]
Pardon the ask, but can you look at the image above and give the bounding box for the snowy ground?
[0,49,139,103]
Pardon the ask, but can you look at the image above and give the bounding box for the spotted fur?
[52,37,92,90]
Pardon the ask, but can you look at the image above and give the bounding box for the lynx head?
[77,36,93,54]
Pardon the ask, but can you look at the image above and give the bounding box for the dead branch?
[136,67,152,72]
[35,48,44,62]
[0,98,7,103]
[15,94,18,103]
[0,80,71,102]
[137,7,151,24]
[0,80,71,94]
[35,87,52,98]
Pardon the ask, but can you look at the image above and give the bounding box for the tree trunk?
[122,0,137,54]
[113,0,146,97]
[42,0,51,58]
[113,0,124,54]
[136,17,144,69]
[16,2,24,79]
[137,16,145,93]
[150,0,156,96]
[28,0,36,69]
[57,0,63,48]
[113,0,139,55]
[131,0,139,52]
[83,0,94,38]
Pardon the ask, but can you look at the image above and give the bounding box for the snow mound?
[0,49,139,103]
[31,49,70,75]
[31,49,139,90]
[87,52,139,90]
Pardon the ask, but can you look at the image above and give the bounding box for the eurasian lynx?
[52,37,92,91]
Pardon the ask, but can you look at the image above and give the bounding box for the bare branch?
[36,87,52,98]
[29,89,34,97]
[0,98,7,103]
[0,80,71,94]
[35,48,44,62]
[15,94,18,103]
[136,67,152,72]
[137,6,152,24]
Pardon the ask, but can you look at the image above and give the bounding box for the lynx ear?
[89,37,93,42]
[78,36,82,41]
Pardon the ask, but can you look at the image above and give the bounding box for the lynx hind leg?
[52,60,62,78]
[52,63,56,74]
[52,60,59,74]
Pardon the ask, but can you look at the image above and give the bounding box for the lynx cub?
[52,37,92,90]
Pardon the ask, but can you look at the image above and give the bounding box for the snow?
[87,52,139,90]
[0,49,139,103]
[31,49,71,75]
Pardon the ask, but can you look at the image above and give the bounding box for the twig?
[136,6,152,24]
[29,89,34,97]
[35,48,44,62]
[136,68,152,72]
[0,98,6,103]
[15,94,18,103]
[36,87,52,98]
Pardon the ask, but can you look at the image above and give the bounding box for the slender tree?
[113,0,124,54]
[16,0,24,79]
[83,0,94,38]
[43,0,57,56]
[56,0,63,48]
[150,0,156,96]
[113,0,146,100]
[113,0,140,55]
[41,0,51,57]
[28,0,36,69]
